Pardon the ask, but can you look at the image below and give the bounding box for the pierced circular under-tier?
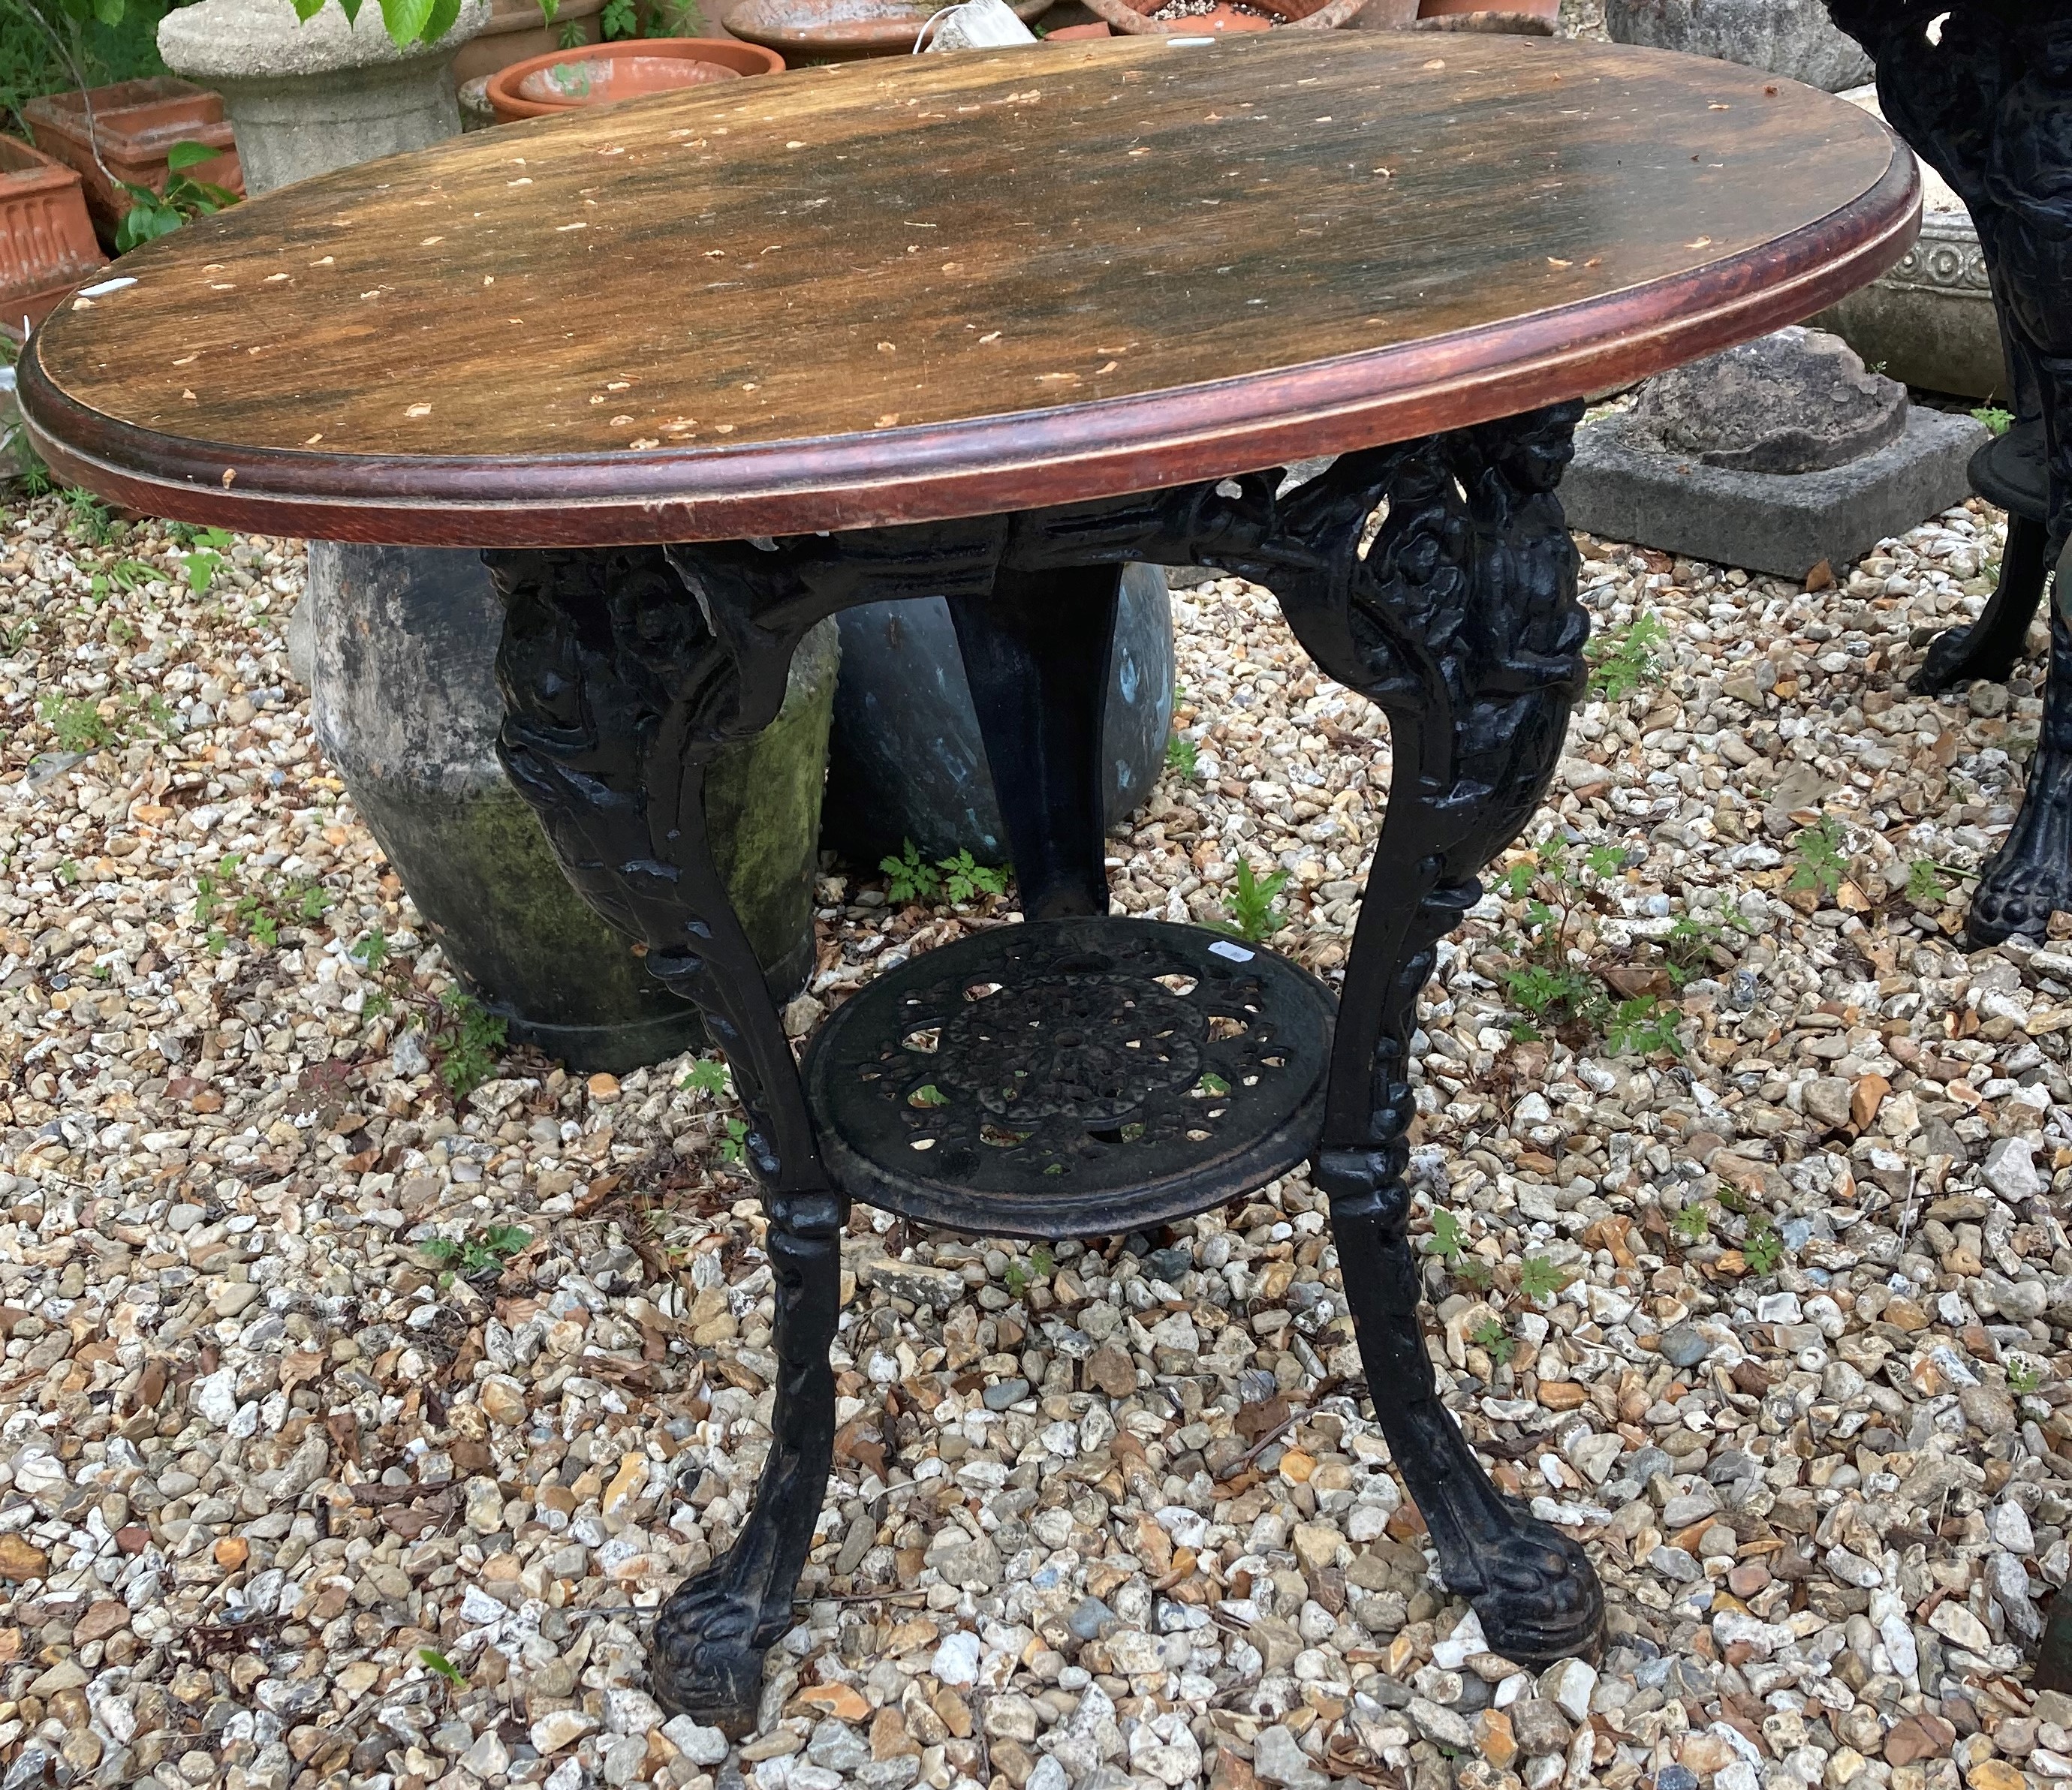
[800,917,1335,1239]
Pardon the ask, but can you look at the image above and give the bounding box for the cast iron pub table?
[23,32,1917,1728]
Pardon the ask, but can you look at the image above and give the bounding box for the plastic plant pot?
[485,37,784,119]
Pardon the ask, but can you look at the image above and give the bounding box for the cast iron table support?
[483,402,1605,1731]
[1825,2,2072,944]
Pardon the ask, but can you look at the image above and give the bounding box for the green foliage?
[179,525,233,594]
[351,931,391,971]
[1787,814,1848,900]
[600,0,638,33]
[114,142,239,253]
[427,990,505,1103]
[2008,1358,2043,1396]
[939,848,1007,905]
[1002,1245,1053,1298]
[679,1055,729,1097]
[1669,1203,1711,1244]
[1218,858,1289,943]
[1165,733,1199,778]
[1973,405,2013,438]
[1428,1207,1467,1268]
[1587,610,1670,702]
[1905,859,1971,906]
[1503,961,1594,1024]
[418,1647,465,1689]
[716,1115,748,1164]
[1742,1220,1783,1276]
[908,1082,948,1107]
[38,691,111,751]
[193,853,333,952]
[1517,1255,1566,1304]
[62,486,115,546]
[1605,995,1682,1058]
[1468,1316,1516,1366]
[0,0,171,139]
[419,1223,531,1285]
[880,838,941,904]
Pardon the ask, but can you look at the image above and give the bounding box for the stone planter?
[1604,0,1872,92]
[822,564,1173,869]
[158,0,489,196]
[309,545,839,1072]
[1811,87,2012,403]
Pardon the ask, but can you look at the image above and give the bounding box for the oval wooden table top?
[22,31,1917,545]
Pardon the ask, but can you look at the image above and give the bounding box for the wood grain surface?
[22,31,1917,544]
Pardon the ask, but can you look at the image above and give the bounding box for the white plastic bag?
[916,0,1036,52]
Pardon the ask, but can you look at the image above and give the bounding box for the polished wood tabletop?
[22,31,1916,544]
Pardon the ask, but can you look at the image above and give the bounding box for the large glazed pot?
[1604,0,1872,92]
[822,563,1173,869]
[158,0,488,195]
[309,545,839,1071]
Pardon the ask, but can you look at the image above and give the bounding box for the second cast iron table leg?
[1825,0,2072,943]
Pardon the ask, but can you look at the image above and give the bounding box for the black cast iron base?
[483,402,1605,1731]
[1826,3,2072,944]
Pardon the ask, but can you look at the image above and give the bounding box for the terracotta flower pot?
[722,0,1052,63]
[1416,0,1559,29]
[0,136,106,340]
[452,0,610,86]
[485,37,783,119]
[1084,0,1367,38]
[23,78,242,245]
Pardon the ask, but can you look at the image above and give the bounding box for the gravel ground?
[5,477,2072,1790]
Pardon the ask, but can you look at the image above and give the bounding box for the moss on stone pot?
[306,543,838,1072]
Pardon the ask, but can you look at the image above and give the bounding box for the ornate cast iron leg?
[947,561,1122,918]
[1139,408,1604,1663]
[484,545,846,1731]
[1825,2,2072,941]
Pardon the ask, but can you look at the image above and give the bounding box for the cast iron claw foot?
[1968,746,2072,946]
[649,1563,787,1734]
[1443,1513,1607,1670]
[1910,619,2031,697]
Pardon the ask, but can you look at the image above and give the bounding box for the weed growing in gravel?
[418,1647,467,1689]
[2009,1358,2044,1395]
[1166,733,1200,778]
[1005,1244,1055,1298]
[1742,1220,1784,1275]
[1670,1203,1712,1244]
[716,1116,749,1164]
[1517,1255,1568,1304]
[420,1223,531,1286]
[1605,995,1683,1057]
[37,692,113,752]
[939,849,1007,905]
[62,487,117,547]
[1468,1316,1516,1366]
[1587,609,1670,701]
[194,854,334,952]
[879,841,1010,907]
[679,1056,729,1097]
[1973,405,2013,438]
[427,990,506,1103]
[1219,858,1289,941]
[178,525,235,594]
[1788,815,1849,900]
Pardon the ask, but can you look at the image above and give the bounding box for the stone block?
[1559,405,1987,579]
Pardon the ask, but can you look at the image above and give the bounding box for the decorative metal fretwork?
[803,917,1335,1238]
